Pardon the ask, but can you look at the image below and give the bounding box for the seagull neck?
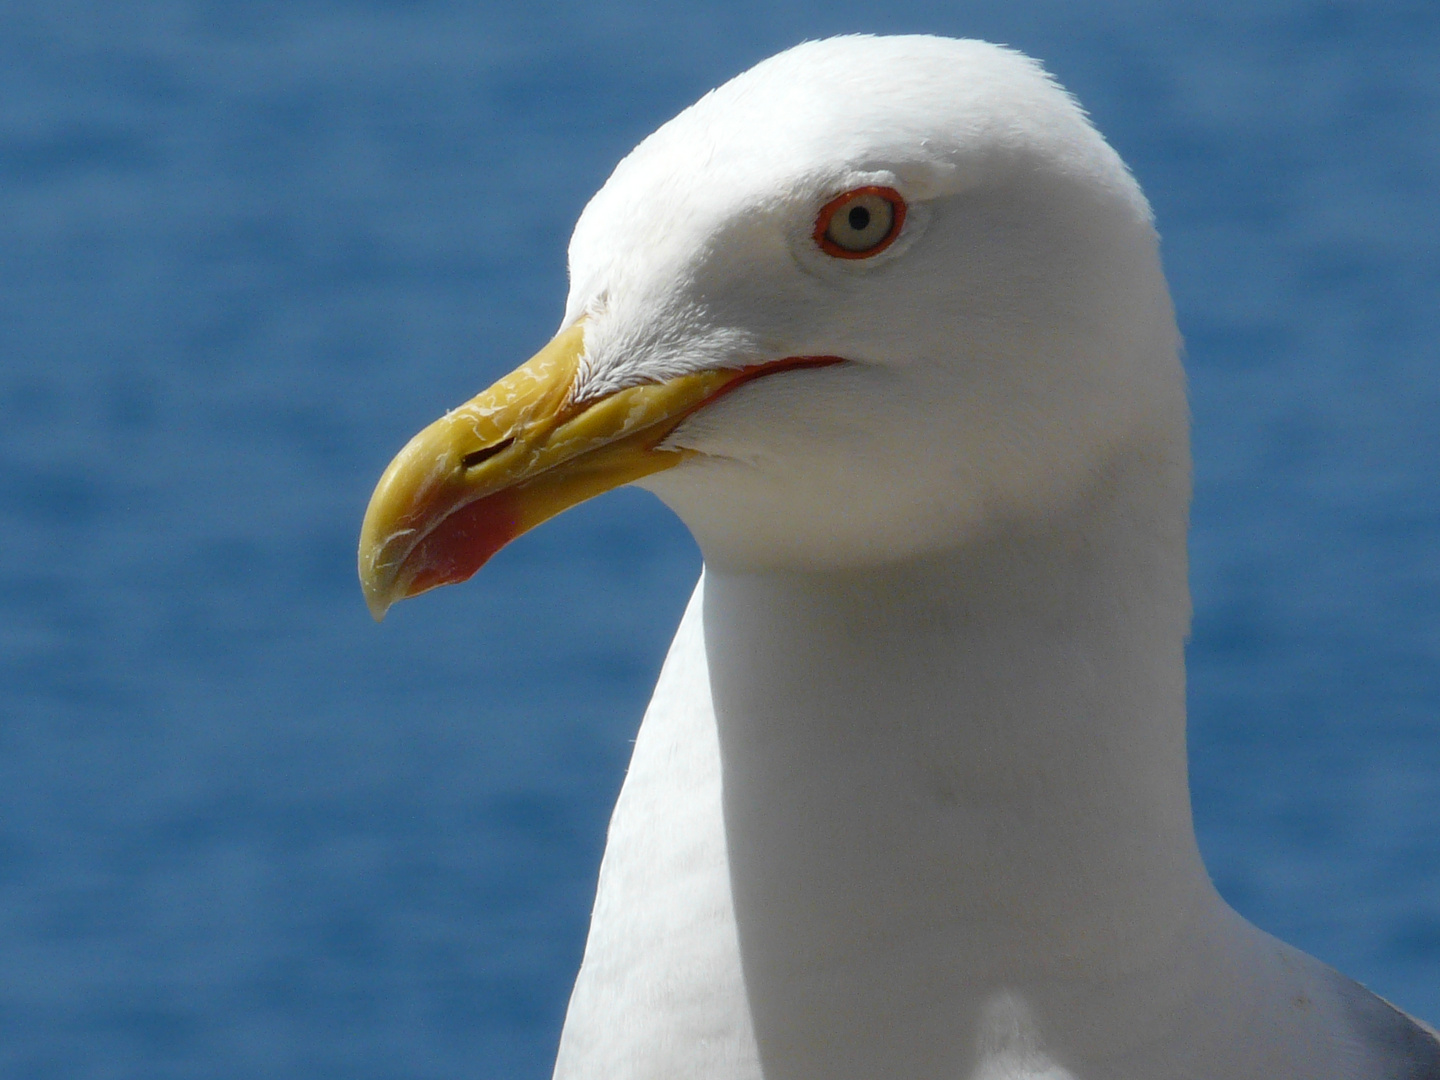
[700,439,1229,1068]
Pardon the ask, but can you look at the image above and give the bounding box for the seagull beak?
[358,322,837,620]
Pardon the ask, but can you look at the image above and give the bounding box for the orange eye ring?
[814,185,907,259]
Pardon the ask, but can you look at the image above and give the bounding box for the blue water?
[1,2,1436,1076]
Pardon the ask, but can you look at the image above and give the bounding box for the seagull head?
[359,35,1186,618]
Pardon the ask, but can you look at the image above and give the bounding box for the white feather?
[545,34,1439,1080]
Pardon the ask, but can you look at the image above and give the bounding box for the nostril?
[461,437,515,470]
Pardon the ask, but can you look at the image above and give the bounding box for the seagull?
[357,34,1440,1080]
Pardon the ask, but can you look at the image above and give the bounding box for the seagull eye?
[814,186,906,259]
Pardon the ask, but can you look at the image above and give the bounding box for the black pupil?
[847,204,871,231]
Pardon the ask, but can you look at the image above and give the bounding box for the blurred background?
[1,1,1436,1076]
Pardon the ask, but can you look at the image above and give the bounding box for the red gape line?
[633,354,847,460]
[697,354,846,412]
[813,185,907,259]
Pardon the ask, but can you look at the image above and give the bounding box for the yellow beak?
[357,322,837,620]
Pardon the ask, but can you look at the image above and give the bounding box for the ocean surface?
[1,2,1436,1076]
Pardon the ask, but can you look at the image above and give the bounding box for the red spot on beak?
[402,488,521,597]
